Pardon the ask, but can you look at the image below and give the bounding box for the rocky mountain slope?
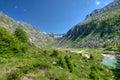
[58,0,120,48]
[47,33,64,40]
[86,0,120,20]
[0,12,54,48]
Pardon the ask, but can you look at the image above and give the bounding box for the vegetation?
[114,43,120,80]
[0,12,54,48]
[0,27,114,79]
[0,0,120,79]
[59,9,120,48]
[64,55,74,72]
[0,26,28,54]
[0,48,114,80]
[14,26,28,43]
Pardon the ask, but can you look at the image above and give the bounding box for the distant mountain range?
[47,33,64,39]
[0,12,54,48]
[58,0,120,48]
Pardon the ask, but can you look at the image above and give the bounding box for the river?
[101,54,117,68]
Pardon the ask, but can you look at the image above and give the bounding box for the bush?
[90,66,101,80]
[50,50,59,57]
[58,56,68,69]
[90,54,94,60]
[7,70,23,80]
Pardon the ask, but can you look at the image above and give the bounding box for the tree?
[0,27,25,54]
[64,55,74,72]
[114,44,120,80]
[15,26,28,43]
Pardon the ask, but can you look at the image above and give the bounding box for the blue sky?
[0,0,113,34]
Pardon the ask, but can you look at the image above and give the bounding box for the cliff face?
[58,0,120,48]
[0,12,54,48]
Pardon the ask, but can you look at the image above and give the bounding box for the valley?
[0,47,115,80]
[0,0,120,80]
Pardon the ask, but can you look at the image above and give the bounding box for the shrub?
[7,70,23,80]
[50,50,59,57]
[57,56,68,69]
[90,66,101,80]
[90,54,94,60]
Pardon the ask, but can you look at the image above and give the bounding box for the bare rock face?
[0,12,54,48]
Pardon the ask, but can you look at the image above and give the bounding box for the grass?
[0,46,115,80]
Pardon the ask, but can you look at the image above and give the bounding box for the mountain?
[86,0,120,20]
[0,12,54,48]
[58,0,120,48]
[47,33,64,40]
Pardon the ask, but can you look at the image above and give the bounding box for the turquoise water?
[101,54,117,68]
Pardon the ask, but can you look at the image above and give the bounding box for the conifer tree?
[15,26,28,43]
[114,44,120,79]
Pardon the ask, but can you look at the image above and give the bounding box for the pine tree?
[15,26,28,43]
[64,55,74,72]
[114,44,120,80]
[0,26,23,54]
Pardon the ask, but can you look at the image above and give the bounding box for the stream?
[101,54,117,68]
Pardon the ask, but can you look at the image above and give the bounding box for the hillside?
[0,1,120,79]
[0,25,115,80]
[58,0,120,48]
[0,12,54,48]
[0,28,114,79]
